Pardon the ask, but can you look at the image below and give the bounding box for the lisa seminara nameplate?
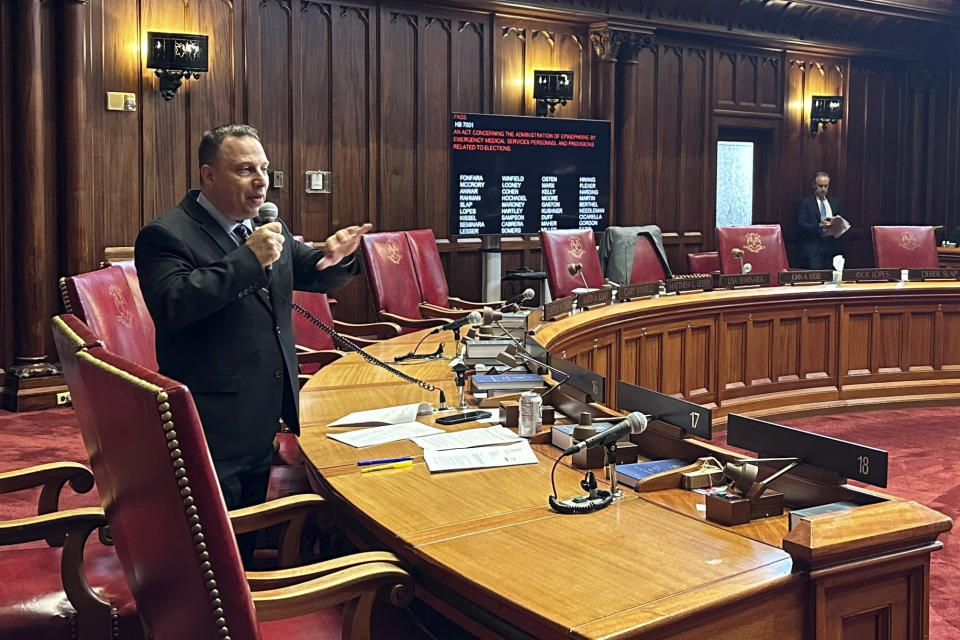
[778,270,833,285]
[714,272,770,288]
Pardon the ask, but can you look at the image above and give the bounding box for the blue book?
[616,458,689,490]
[470,373,544,390]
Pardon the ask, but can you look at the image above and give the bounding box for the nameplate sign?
[778,270,833,285]
[525,306,543,333]
[714,273,770,288]
[664,274,713,293]
[576,288,613,310]
[841,268,900,282]
[617,281,660,302]
[543,296,574,321]
[907,268,960,281]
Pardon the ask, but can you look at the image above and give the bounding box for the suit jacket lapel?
[180,192,275,316]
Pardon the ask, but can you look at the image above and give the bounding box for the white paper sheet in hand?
[412,425,520,451]
[327,402,432,428]
[424,440,539,472]
[327,422,443,448]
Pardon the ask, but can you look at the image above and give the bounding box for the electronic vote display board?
[450,113,611,235]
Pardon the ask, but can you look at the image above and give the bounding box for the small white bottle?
[518,392,542,438]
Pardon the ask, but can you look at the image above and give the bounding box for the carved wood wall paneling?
[297,1,334,241]
[713,46,782,115]
[902,64,951,227]
[99,0,142,246]
[188,1,239,192]
[616,44,656,228]
[0,2,9,371]
[141,3,191,234]
[493,15,590,118]
[380,10,419,231]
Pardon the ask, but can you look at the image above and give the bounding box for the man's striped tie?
[233,223,251,244]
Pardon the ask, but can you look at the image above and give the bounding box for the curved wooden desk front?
[535,281,960,423]
[299,299,951,640]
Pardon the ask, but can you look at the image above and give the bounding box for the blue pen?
[357,456,414,467]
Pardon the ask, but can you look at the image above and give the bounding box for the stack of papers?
[327,422,443,448]
[327,402,432,427]
[423,440,538,473]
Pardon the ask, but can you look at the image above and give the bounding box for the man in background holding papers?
[796,171,845,269]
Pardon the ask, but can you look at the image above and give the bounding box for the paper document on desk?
[413,425,520,451]
[823,216,850,238]
[328,402,432,428]
[424,440,538,472]
[327,422,443,448]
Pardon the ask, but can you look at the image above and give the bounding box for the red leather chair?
[60,265,158,371]
[360,232,447,332]
[290,291,400,377]
[69,343,413,640]
[539,229,604,298]
[716,225,789,285]
[629,234,668,283]
[686,251,720,274]
[872,226,938,269]
[404,229,494,317]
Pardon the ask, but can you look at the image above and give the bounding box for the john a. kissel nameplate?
[543,295,574,320]
[841,268,900,282]
[617,281,660,302]
[576,288,613,310]
[664,274,713,293]
[907,268,960,281]
[778,270,833,285]
[714,273,770,288]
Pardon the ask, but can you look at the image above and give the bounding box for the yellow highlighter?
[359,459,414,473]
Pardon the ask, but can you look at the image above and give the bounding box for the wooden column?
[589,27,623,221]
[60,0,91,277]
[4,0,64,410]
[615,31,654,224]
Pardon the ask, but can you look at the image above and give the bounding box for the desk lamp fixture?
[533,70,574,117]
[810,96,843,137]
[146,31,209,100]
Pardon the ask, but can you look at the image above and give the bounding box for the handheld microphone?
[568,263,589,290]
[561,411,647,456]
[499,288,534,310]
[731,248,745,275]
[256,202,280,273]
[431,311,481,335]
[482,306,502,326]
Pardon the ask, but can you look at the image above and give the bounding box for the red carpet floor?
[1,406,958,637]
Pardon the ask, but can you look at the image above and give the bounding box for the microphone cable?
[547,456,613,515]
[394,329,444,362]
[293,302,445,405]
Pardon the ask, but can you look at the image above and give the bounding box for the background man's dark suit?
[796,194,844,270]
[134,190,358,462]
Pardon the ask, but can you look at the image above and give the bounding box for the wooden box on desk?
[705,489,784,526]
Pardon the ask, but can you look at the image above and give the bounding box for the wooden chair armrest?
[0,462,95,544]
[378,311,447,329]
[247,550,403,590]
[296,349,346,367]
[332,319,402,340]
[447,296,503,309]
[230,494,328,568]
[417,304,471,320]
[0,507,113,632]
[252,562,413,623]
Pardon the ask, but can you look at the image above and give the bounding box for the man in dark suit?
[796,171,844,269]
[135,124,369,560]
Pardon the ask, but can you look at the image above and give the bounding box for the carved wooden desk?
[298,290,952,639]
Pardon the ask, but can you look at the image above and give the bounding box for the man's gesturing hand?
[316,223,373,271]
[245,221,285,268]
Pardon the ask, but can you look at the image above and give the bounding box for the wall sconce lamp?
[146,31,209,100]
[533,70,574,117]
[810,96,843,137]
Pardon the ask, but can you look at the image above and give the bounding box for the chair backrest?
[687,251,720,274]
[405,229,450,308]
[51,314,106,469]
[872,226,938,269]
[539,229,604,298]
[60,265,158,370]
[629,234,668,283]
[291,290,336,351]
[71,346,260,640]
[716,225,789,283]
[360,232,425,320]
